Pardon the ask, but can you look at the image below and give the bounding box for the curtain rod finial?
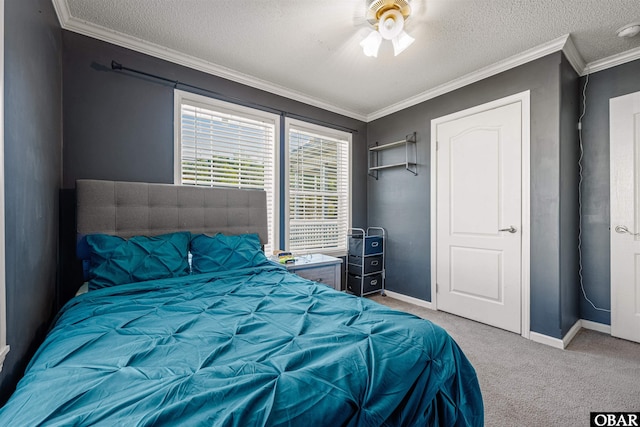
[111,60,122,70]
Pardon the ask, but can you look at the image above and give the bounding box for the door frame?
[430,91,531,339]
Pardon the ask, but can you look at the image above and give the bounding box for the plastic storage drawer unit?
[347,273,383,296]
[346,227,385,297]
[348,254,383,275]
[348,235,383,255]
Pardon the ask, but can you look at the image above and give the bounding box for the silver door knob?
[615,225,640,236]
[615,225,629,234]
[498,226,517,233]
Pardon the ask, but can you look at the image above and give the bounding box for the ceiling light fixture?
[616,22,640,38]
[360,0,415,57]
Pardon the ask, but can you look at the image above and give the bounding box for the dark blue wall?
[579,58,640,324]
[60,31,368,297]
[0,0,62,403]
[62,31,368,193]
[559,55,580,335]
[367,52,577,338]
[1,13,636,407]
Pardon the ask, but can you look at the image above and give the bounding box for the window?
[285,119,351,256]
[174,90,279,254]
[174,91,352,257]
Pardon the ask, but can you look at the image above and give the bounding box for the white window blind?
[176,91,278,254]
[287,122,350,255]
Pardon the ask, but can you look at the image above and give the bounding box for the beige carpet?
[369,294,640,426]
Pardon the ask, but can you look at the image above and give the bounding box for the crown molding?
[366,34,639,121]
[561,34,586,75]
[51,0,368,122]
[583,46,640,75]
[52,0,640,123]
[366,35,572,121]
[51,0,71,24]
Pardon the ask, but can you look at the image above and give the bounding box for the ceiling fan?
[358,0,419,57]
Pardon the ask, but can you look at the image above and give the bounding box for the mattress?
[0,265,483,426]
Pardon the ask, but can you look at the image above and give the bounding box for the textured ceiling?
[58,0,640,121]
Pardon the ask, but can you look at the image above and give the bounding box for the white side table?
[278,254,343,290]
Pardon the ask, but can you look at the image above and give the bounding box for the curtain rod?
[110,61,359,134]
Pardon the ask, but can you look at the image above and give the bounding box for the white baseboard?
[529,331,566,349]
[580,319,611,334]
[561,320,583,348]
[383,290,435,310]
[382,291,613,349]
[529,319,611,350]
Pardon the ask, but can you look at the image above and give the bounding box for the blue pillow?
[190,233,270,274]
[86,232,191,290]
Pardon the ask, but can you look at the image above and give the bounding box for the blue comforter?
[0,265,483,426]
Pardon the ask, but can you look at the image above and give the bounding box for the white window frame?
[174,89,280,254]
[284,118,352,257]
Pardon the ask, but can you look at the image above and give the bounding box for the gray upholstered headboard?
[76,179,268,244]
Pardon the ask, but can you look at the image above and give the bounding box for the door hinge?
[435,141,439,150]
[436,283,438,293]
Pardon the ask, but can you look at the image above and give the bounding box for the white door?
[610,91,640,343]
[433,100,523,334]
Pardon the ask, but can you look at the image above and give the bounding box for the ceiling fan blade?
[409,0,428,20]
[352,1,369,27]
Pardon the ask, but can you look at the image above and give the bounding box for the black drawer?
[348,235,383,255]
[347,273,382,296]
[348,255,383,274]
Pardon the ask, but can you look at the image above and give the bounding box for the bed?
[0,180,483,426]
